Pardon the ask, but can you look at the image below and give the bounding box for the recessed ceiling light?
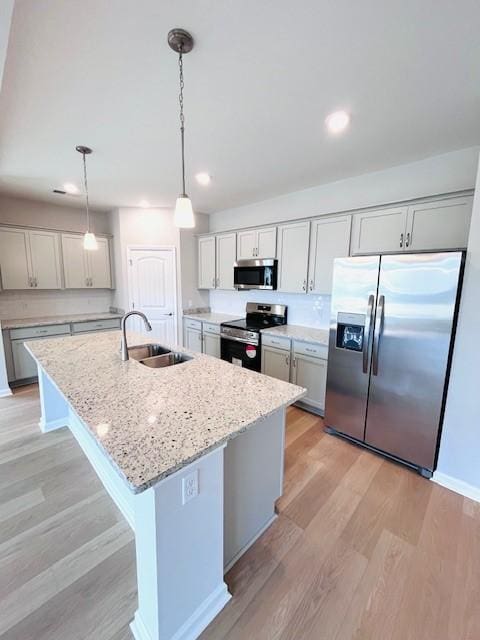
[139,199,150,208]
[195,172,211,186]
[325,110,350,134]
[63,182,79,194]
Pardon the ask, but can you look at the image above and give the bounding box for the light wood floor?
[1,387,479,640]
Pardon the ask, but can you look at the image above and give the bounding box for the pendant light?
[76,145,98,250]
[168,28,195,229]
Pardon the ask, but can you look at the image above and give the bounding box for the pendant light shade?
[174,195,194,228]
[83,231,98,250]
[76,145,98,250]
[168,29,196,229]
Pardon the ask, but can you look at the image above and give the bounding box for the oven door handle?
[220,334,259,346]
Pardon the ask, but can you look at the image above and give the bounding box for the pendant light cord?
[81,151,91,232]
[178,48,186,196]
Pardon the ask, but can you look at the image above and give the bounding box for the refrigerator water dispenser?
[336,312,365,352]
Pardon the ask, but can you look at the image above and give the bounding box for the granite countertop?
[26,331,305,493]
[261,324,329,346]
[183,312,244,325]
[1,312,122,330]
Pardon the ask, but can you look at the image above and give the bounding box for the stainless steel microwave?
[233,259,278,290]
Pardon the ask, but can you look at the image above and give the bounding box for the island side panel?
[131,445,231,640]
[37,365,69,432]
[223,407,286,571]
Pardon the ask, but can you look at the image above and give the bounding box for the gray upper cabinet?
[61,234,112,289]
[237,226,276,259]
[277,221,310,293]
[0,227,62,290]
[198,235,216,289]
[350,206,408,255]
[308,215,351,294]
[405,196,472,251]
[216,232,236,290]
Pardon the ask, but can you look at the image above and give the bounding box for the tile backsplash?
[209,290,331,328]
[0,289,114,320]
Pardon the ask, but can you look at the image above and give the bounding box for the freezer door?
[365,252,463,471]
[325,256,380,440]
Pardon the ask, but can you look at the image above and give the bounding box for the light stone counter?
[1,312,122,330]
[261,324,329,345]
[182,312,244,325]
[26,330,304,493]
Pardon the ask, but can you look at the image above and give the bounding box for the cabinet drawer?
[203,322,220,335]
[72,318,121,333]
[262,333,291,351]
[10,323,71,340]
[293,340,328,359]
[184,318,202,331]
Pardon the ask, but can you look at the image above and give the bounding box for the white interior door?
[128,248,177,345]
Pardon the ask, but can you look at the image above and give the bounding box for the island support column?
[37,366,69,432]
[131,445,231,640]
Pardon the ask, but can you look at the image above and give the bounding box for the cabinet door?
[237,229,257,259]
[406,196,473,252]
[88,237,112,288]
[308,216,351,294]
[62,234,89,288]
[277,221,310,293]
[185,327,203,353]
[11,339,40,379]
[29,230,62,289]
[198,236,216,289]
[256,227,277,258]
[216,233,236,290]
[293,353,327,412]
[203,332,220,358]
[261,346,291,382]
[351,207,408,255]
[0,228,31,290]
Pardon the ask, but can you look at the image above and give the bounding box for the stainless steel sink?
[127,344,192,368]
[139,352,192,368]
[127,344,172,361]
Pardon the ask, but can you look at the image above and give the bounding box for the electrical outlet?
[182,469,199,505]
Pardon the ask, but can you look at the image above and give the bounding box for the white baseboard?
[432,471,480,503]
[39,417,68,433]
[130,584,231,640]
[0,387,12,398]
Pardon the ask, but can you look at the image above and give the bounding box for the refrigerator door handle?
[372,294,385,376]
[363,294,375,374]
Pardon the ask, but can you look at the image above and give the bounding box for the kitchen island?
[26,331,305,640]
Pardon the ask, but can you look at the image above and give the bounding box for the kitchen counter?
[28,329,304,639]
[261,324,329,345]
[1,312,122,330]
[182,311,244,325]
[26,330,304,493]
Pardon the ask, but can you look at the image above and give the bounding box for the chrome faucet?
[120,311,152,361]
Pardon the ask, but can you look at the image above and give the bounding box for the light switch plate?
[182,469,199,505]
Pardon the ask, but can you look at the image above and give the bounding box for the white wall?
[209,147,479,328]
[0,194,114,320]
[210,147,479,232]
[436,153,480,495]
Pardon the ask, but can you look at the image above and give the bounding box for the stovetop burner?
[220,302,288,344]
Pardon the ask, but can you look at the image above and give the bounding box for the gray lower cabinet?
[261,345,290,382]
[203,332,220,358]
[261,335,328,415]
[6,318,121,384]
[184,327,203,352]
[291,352,328,413]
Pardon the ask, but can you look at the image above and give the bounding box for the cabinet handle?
[302,279,307,291]
[309,279,314,291]
[34,277,38,287]
[293,357,296,368]
[28,277,32,287]
[286,354,290,366]
[400,233,404,248]
[405,232,410,248]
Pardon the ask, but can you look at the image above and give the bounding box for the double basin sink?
[127,344,192,368]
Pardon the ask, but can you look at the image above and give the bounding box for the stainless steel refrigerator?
[324,251,464,477]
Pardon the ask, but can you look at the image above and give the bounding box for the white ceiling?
[0,0,479,214]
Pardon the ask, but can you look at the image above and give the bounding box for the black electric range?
[220,302,287,371]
